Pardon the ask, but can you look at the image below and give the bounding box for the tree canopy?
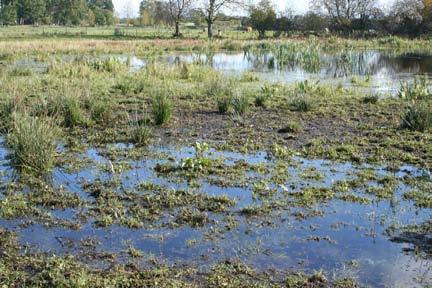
[0,0,114,25]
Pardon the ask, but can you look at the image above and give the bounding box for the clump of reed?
[289,96,314,112]
[362,94,379,104]
[7,113,58,175]
[89,57,125,73]
[90,100,112,124]
[0,97,24,132]
[254,84,277,108]
[152,92,172,125]
[232,93,250,115]
[63,97,87,127]
[400,102,431,132]
[397,77,431,101]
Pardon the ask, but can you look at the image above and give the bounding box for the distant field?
[0,25,260,40]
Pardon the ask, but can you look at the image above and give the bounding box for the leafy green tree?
[16,0,46,24]
[0,1,17,25]
[49,0,90,25]
[139,0,156,25]
[249,0,276,38]
[87,0,114,25]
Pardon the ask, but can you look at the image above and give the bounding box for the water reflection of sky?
[0,141,430,287]
[159,51,432,94]
[9,50,432,95]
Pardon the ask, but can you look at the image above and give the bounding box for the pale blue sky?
[113,0,394,17]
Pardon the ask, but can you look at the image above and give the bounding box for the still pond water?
[8,49,432,94]
[0,138,430,287]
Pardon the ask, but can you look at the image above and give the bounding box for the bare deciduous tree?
[167,0,194,37]
[311,0,378,28]
[202,0,244,39]
[391,0,424,24]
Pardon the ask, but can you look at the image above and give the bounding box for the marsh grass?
[89,57,124,73]
[152,93,172,125]
[398,77,431,101]
[289,96,314,112]
[7,113,58,175]
[362,94,379,104]
[217,96,232,114]
[232,93,249,115]
[400,103,432,132]
[9,67,32,77]
[131,120,153,146]
[90,100,112,124]
[64,97,87,127]
[255,84,277,108]
[0,97,24,132]
[245,42,321,73]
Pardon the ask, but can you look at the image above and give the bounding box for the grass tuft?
[63,98,87,128]
[7,113,58,175]
[362,94,379,104]
[152,93,172,125]
[131,123,153,146]
[232,93,249,115]
[400,103,432,132]
[289,96,314,112]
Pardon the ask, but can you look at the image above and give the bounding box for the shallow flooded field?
[1,139,431,286]
[6,49,432,95]
[0,38,431,287]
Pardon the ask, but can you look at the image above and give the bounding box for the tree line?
[137,0,432,37]
[1,0,431,37]
[0,0,114,25]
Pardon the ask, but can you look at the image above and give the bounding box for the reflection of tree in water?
[327,51,432,78]
[170,50,432,81]
[244,51,276,71]
[387,220,432,258]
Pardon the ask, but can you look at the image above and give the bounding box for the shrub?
[7,113,58,175]
[400,103,432,132]
[152,93,172,125]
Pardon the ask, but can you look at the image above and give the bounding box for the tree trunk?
[174,21,181,37]
[207,20,213,39]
